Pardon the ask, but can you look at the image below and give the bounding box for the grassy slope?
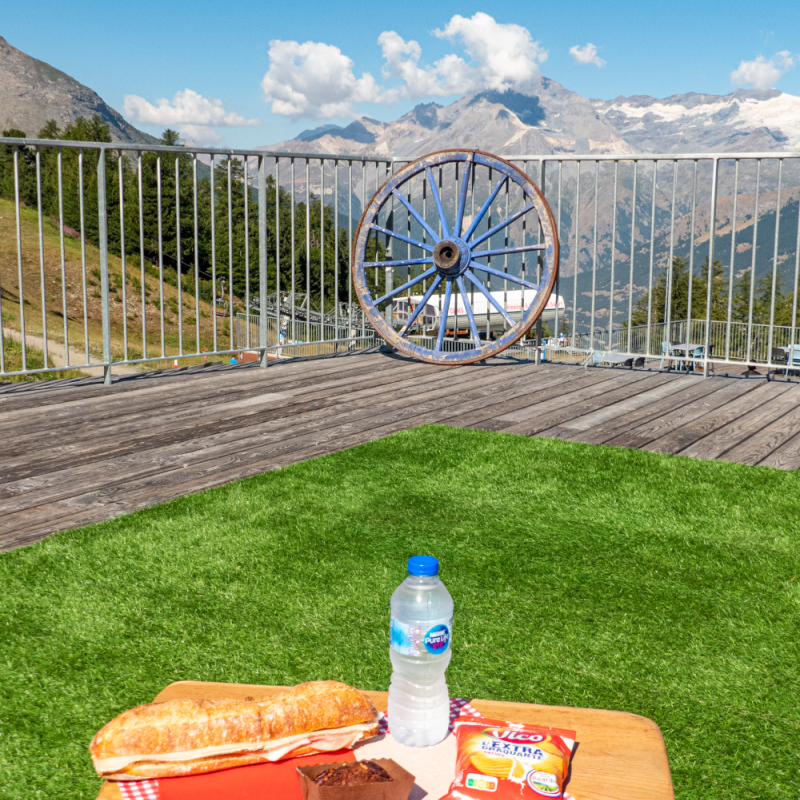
[0,197,230,372]
[0,427,797,799]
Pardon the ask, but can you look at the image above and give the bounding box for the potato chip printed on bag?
[442,717,576,799]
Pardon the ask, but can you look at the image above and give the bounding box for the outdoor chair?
[690,344,713,373]
[659,341,674,370]
[786,345,800,377]
[767,347,788,380]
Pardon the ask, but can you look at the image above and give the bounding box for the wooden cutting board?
[96,682,674,800]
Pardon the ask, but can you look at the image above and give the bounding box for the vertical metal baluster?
[334,160,339,339]
[387,163,395,335]
[176,152,183,355]
[498,170,508,341]
[35,147,49,366]
[157,154,165,357]
[590,160,599,352]
[290,158,296,343]
[257,155,268,367]
[725,160,739,361]
[97,149,112,384]
[138,151,146,359]
[320,159,325,333]
[348,160,353,336]
[553,161,562,352]
[645,160,658,358]
[788,163,800,362]
[275,158,281,348]
[766,159,784,364]
[536,160,546,359]
[572,162,580,350]
[119,153,128,361]
[243,155,250,349]
[627,161,637,340]
[13,147,27,369]
[305,159,311,333]
[521,162,528,353]
[608,160,618,350]
[227,157,234,350]
[193,154,200,353]
[210,155,218,352]
[685,161,698,354]
[746,160,761,363]
[58,149,69,364]
[79,149,89,363]
[664,160,678,352]
[361,161,367,337]
[703,158,720,377]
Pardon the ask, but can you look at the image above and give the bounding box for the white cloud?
[434,13,548,92]
[261,14,550,119]
[730,51,795,89]
[569,43,606,68]
[261,39,386,119]
[123,89,259,144]
[378,31,475,98]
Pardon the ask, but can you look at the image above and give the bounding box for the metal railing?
[1,135,799,381]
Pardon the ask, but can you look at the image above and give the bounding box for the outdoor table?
[668,343,704,371]
[595,352,636,366]
[96,681,674,800]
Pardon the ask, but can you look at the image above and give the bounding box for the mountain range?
[264,74,800,158]
[0,35,155,143]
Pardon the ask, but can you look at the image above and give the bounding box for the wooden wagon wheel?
[352,149,559,365]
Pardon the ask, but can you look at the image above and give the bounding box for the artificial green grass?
[0,426,798,799]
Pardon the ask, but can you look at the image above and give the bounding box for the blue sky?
[4,0,800,148]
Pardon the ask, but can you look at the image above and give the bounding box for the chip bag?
[442,717,576,799]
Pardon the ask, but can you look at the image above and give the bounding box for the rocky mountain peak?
[0,35,155,143]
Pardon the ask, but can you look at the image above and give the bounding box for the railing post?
[258,155,269,367]
[97,148,112,385]
[703,157,719,378]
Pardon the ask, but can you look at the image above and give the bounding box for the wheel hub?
[433,237,470,277]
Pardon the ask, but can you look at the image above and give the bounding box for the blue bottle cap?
[408,555,439,576]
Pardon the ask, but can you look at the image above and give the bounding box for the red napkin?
[157,749,355,800]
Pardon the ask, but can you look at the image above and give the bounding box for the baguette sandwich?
[90,680,380,780]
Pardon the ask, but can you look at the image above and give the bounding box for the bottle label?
[390,616,452,656]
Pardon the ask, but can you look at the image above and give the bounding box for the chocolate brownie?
[314,760,393,786]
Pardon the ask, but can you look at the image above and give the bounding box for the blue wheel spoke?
[454,159,472,238]
[391,189,440,244]
[424,166,450,239]
[399,274,443,336]
[364,256,433,268]
[435,279,454,352]
[464,269,515,326]
[470,203,535,248]
[369,223,434,253]
[470,243,545,259]
[469,260,539,290]
[463,175,508,241]
[374,266,438,306]
[456,275,482,347]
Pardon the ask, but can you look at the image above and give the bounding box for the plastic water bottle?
[388,555,454,747]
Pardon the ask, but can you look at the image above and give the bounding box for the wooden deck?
[3,351,800,551]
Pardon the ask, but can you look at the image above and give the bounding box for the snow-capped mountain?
[261,76,634,158]
[261,77,800,158]
[593,89,800,153]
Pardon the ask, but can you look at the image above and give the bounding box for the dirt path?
[2,327,140,377]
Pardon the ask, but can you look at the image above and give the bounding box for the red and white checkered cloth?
[118,780,159,800]
[119,698,482,800]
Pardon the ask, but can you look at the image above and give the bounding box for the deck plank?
[563,377,728,445]
[3,355,800,551]
[643,382,792,456]
[605,380,762,450]
[679,384,800,460]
